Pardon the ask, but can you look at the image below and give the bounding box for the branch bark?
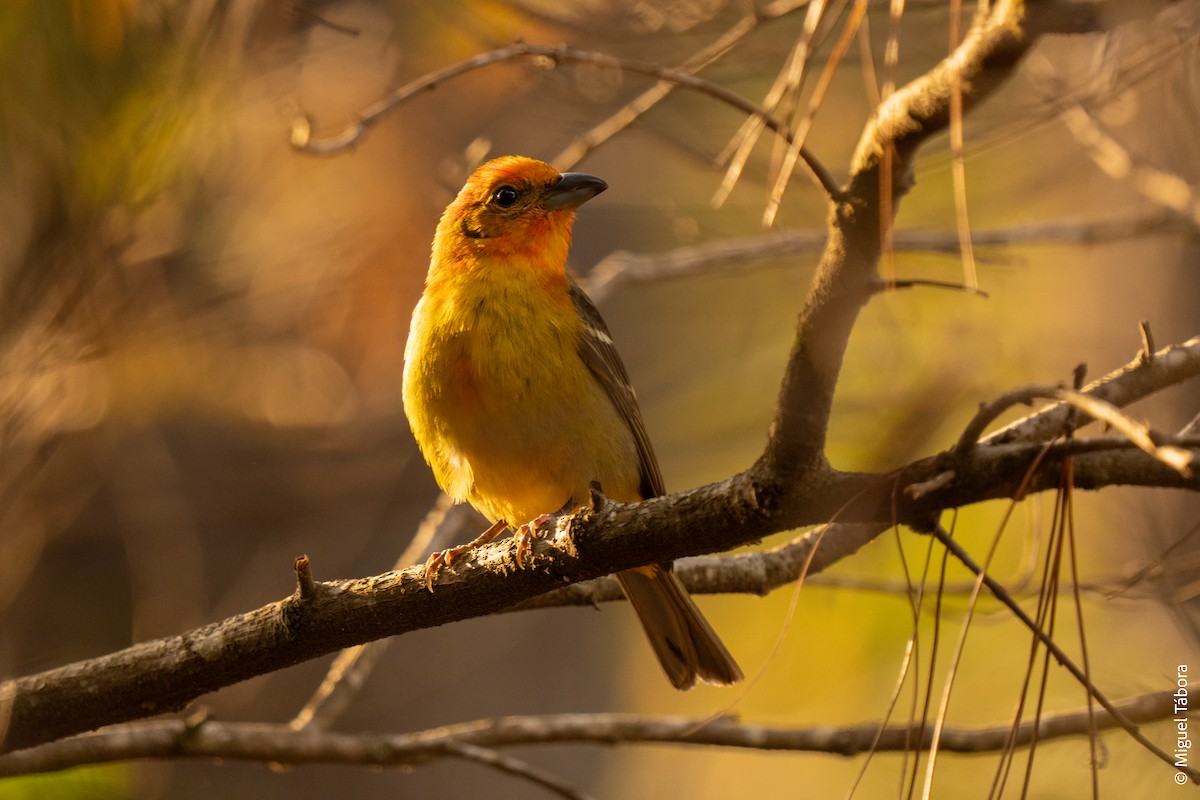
[0,691,1173,776]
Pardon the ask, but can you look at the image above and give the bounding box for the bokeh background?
[3,1,1200,798]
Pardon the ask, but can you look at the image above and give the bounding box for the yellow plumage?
[403,155,741,689]
[403,158,640,525]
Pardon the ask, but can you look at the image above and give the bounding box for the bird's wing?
[568,277,665,499]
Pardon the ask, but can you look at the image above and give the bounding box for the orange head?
[431,156,607,273]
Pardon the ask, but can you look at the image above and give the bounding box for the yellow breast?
[403,265,640,527]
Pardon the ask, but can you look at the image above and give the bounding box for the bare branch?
[583,208,1188,303]
[0,691,1174,777]
[985,334,1200,445]
[523,490,1194,609]
[759,0,1040,477]
[3,322,1197,756]
[290,42,841,199]
[443,742,595,800]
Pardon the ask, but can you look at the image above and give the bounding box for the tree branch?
[584,208,1188,304]
[0,691,1174,777]
[290,42,841,199]
[758,0,1039,477]
[3,334,1196,755]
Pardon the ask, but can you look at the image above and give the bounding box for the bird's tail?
[616,565,743,690]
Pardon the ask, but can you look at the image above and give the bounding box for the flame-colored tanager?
[402,156,741,689]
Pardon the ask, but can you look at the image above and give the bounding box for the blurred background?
[3,1,1200,797]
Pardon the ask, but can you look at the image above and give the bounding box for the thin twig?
[552,0,808,170]
[443,741,595,800]
[1053,388,1194,476]
[582,206,1185,303]
[291,42,842,199]
[954,386,1063,461]
[983,334,1200,446]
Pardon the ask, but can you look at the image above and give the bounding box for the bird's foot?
[423,519,507,592]
[513,514,556,569]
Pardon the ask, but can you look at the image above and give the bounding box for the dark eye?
[491,186,520,208]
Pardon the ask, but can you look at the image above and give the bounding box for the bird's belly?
[435,347,641,526]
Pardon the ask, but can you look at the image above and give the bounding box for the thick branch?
[760,0,1039,476]
[4,312,1197,756]
[3,420,1196,754]
[3,317,1197,757]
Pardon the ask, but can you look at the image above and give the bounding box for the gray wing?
[568,277,665,499]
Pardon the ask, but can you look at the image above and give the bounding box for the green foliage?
[0,766,128,800]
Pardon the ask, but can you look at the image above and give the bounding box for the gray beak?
[542,172,608,211]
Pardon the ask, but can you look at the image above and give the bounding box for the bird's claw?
[513,514,554,569]
[422,519,508,592]
[422,546,467,592]
[423,551,444,592]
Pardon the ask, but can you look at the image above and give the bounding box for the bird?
[402,155,742,690]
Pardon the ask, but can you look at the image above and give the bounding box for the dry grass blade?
[906,526,952,800]
[876,0,906,283]
[713,0,829,207]
[989,479,1064,799]
[845,530,936,799]
[931,517,1199,783]
[1065,465,1102,797]
[552,1,808,170]
[1021,472,1071,797]
[763,0,869,227]
[919,445,1057,799]
[947,0,979,290]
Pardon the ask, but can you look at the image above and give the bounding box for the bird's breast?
[404,273,639,524]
